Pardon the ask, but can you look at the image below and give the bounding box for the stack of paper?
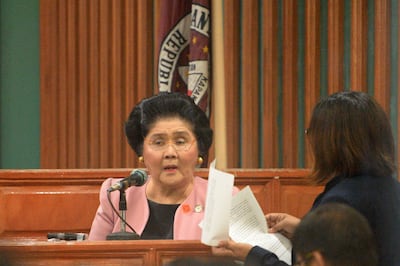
[201,161,292,264]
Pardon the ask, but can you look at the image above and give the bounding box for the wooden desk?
[0,239,213,266]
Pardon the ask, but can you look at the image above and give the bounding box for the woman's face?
[142,117,199,188]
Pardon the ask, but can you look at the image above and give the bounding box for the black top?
[245,174,400,266]
[140,199,179,239]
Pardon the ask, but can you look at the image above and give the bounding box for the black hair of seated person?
[0,250,15,266]
[292,203,378,266]
[164,256,239,266]
[125,92,213,158]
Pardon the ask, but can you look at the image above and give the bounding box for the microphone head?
[128,169,148,186]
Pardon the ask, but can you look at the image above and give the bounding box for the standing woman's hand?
[212,239,253,261]
[266,213,300,239]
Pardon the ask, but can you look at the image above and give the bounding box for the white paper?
[201,160,235,246]
[229,186,292,264]
[200,166,292,264]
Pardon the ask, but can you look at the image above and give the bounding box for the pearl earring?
[138,156,144,164]
[197,156,204,166]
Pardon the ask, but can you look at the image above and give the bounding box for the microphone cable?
[106,189,137,234]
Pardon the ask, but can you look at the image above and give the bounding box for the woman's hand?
[212,239,253,261]
[266,213,300,239]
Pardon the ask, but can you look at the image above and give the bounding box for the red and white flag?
[157,0,211,116]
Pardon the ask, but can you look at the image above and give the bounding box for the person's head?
[307,91,395,184]
[292,203,378,266]
[125,92,212,180]
[0,250,15,266]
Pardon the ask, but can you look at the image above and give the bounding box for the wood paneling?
[0,240,213,266]
[304,0,321,166]
[262,0,279,168]
[0,168,321,238]
[327,0,344,94]
[282,0,299,167]
[40,0,153,169]
[241,0,260,168]
[374,0,391,112]
[351,0,368,91]
[40,0,400,174]
[223,0,240,167]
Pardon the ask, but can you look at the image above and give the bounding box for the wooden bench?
[0,168,323,239]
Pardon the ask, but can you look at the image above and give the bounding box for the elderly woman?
[89,92,229,240]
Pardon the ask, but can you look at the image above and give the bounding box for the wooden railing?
[0,168,322,239]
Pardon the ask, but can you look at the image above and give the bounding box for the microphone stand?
[106,189,140,240]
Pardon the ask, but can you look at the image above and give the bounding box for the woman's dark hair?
[292,203,378,266]
[125,92,213,157]
[307,91,395,184]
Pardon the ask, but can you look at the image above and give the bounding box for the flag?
[157,0,211,116]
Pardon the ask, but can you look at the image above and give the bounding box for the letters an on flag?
[157,0,211,116]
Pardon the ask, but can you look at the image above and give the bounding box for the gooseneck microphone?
[106,169,148,240]
[107,169,148,192]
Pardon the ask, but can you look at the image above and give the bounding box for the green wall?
[0,0,40,168]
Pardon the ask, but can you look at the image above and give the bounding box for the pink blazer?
[88,176,237,240]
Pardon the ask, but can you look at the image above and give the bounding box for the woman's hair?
[125,92,213,157]
[292,203,378,266]
[307,91,395,184]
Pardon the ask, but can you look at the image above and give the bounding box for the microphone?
[107,169,148,192]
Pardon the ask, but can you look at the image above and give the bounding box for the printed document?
[201,164,292,264]
[229,186,292,264]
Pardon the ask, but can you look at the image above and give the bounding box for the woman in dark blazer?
[213,91,400,266]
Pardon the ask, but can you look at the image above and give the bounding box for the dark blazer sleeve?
[245,246,290,266]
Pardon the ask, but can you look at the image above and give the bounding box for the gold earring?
[197,156,204,166]
[138,156,144,164]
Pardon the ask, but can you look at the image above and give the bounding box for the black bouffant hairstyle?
[124,92,213,157]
